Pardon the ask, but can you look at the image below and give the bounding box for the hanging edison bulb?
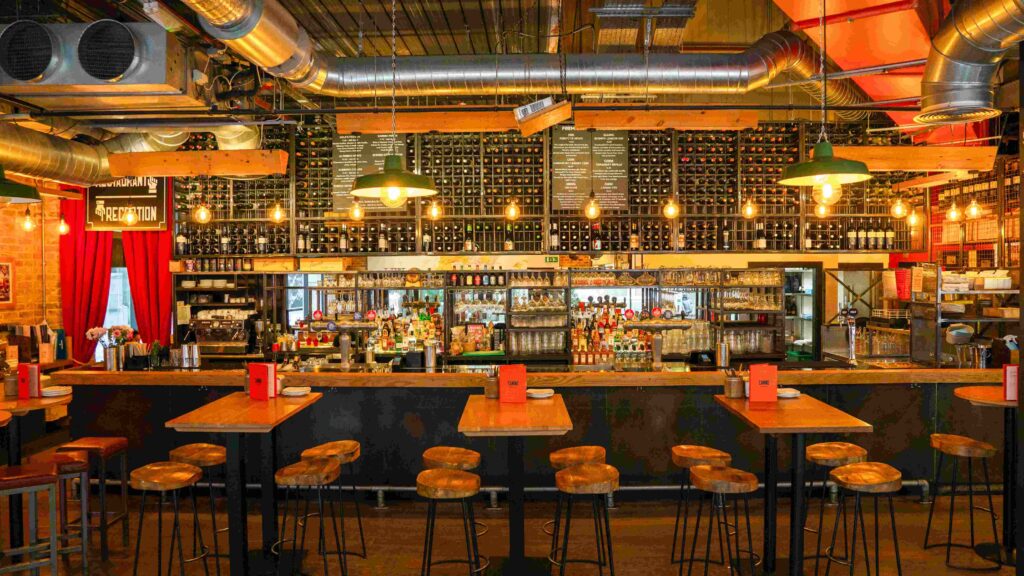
[270,203,286,223]
[505,198,521,221]
[21,208,35,232]
[58,214,69,235]
[427,200,442,221]
[193,203,212,224]
[946,201,961,222]
[741,198,758,219]
[122,207,138,226]
[349,199,364,221]
[379,186,408,209]
[663,196,680,219]
[814,203,830,218]
[907,209,920,227]
[583,192,601,220]
[889,197,908,219]
[965,198,981,219]
[811,182,842,206]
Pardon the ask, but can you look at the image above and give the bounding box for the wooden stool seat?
[275,458,341,487]
[555,463,619,495]
[830,462,902,494]
[0,410,10,428]
[929,433,996,459]
[690,465,758,495]
[300,440,361,464]
[28,449,89,474]
[416,469,480,500]
[58,436,128,459]
[549,446,606,470]
[170,443,227,467]
[671,445,732,469]
[422,446,481,471]
[806,442,868,467]
[0,463,58,491]
[129,462,202,492]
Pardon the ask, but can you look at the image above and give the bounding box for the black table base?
[5,417,23,550]
[483,556,552,575]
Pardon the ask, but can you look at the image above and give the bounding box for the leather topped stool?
[422,446,481,471]
[417,468,487,576]
[27,449,90,574]
[550,463,619,576]
[129,462,209,576]
[804,441,868,575]
[685,465,760,576]
[275,458,347,576]
[301,440,366,561]
[57,436,129,561]
[669,444,731,565]
[924,433,1000,571]
[826,462,904,575]
[171,443,227,576]
[0,463,59,575]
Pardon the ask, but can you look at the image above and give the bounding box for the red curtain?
[59,193,113,363]
[122,191,173,346]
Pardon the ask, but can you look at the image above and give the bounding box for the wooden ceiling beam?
[573,108,758,131]
[107,150,289,178]
[891,171,971,193]
[6,173,82,199]
[829,145,998,172]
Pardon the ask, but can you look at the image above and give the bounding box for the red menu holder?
[748,364,778,403]
[17,363,40,399]
[498,364,527,404]
[1004,365,1019,402]
[248,363,278,401]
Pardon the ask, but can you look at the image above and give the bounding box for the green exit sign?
[544,256,559,263]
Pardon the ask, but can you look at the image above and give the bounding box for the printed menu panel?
[332,133,407,211]
[551,126,627,211]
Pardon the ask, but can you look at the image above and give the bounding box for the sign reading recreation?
[551,126,628,211]
[332,133,407,212]
[86,176,167,231]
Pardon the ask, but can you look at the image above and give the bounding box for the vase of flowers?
[88,326,136,371]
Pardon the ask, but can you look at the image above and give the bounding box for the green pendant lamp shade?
[778,141,872,187]
[0,166,41,204]
[350,154,437,208]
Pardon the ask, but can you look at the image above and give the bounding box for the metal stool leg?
[558,494,573,576]
[98,456,108,561]
[327,488,347,576]
[548,492,563,564]
[460,499,474,576]
[946,457,959,566]
[888,494,903,576]
[672,470,691,564]
[719,495,736,576]
[684,493,704,576]
[121,452,130,548]
[317,488,330,576]
[347,463,367,559]
[422,500,437,576]
[824,488,846,576]
[924,451,945,548]
[982,459,1001,555]
[208,472,222,576]
[601,493,615,576]
[591,496,605,572]
[466,499,483,573]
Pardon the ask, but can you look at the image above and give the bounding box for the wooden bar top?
[458,394,573,438]
[714,394,874,435]
[0,394,73,416]
[165,391,322,434]
[51,368,1002,389]
[954,386,1017,409]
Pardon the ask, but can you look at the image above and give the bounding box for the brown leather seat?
[806,442,868,467]
[549,446,606,470]
[555,463,620,495]
[28,449,89,474]
[930,433,996,459]
[170,443,227,468]
[690,465,759,495]
[671,445,731,469]
[416,469,480,500]
[300,440,361,465]
[275,458,341,487]
[58,437,128,459]
[0,463,58,491]
[422,446,481,471]
[830,462,902,494]
[130,462,202,492]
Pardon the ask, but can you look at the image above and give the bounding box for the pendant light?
[0,166,40,204]
[583,130,601,220]
[946,200,961,222]
[814,203,830,218]
[427,199,442,221]
[21,208,35,232]
[192,203,212,224]
[122,206,138,226]
[741,198,758,219]
[270,202,286,223]
[965,198,981,219]
[889,197,908,219]
[58,214,69,235]
[663,196,680,219]
[504,198,521,221]
[349,0,436,208]
[907,208,920,227]
[778,0,872,196]
[349,198,364,221]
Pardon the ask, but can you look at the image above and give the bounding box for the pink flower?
[111,329,122,339]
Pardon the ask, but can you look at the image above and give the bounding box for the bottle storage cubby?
[417,133,481,217]
[628,131,674,216]
[739,123,800,216]
[482,132,545,217]
[677,130,738,216]
[294,118,334,219]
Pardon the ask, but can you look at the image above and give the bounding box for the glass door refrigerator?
[782,265,823,361]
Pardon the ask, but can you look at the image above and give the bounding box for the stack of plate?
[777,388,801,399]
[41,386,72,397]
[526,388,555,399]
[281,386,311,397]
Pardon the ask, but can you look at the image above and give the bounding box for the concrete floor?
[5,488,1017,575]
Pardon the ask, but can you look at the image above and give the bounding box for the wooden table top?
[954,386,1017,409]
[458,395,573,438]
[0,410,10,428]
[165,392,322,434]
[714,394,873,435]
[0,394,73,416]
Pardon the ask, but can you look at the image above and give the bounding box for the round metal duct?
[0,21,56,82]
[78,20,137,82]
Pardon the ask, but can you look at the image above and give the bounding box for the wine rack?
[628,131,674,216]
[739,123,800,216]
[677,131,738,216]
[482,133,545,216]
[733,218,801,251]
[294,118,334,219]
[417,133,481,217]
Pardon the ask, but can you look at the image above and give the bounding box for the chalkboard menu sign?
[332,133,407,211]
[86,176,167,231]
[551,126,628,211]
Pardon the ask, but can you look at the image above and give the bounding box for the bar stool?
[669,444,731,565]
[924,433,1000,571]
[170,443,227,576]
[27,449,90,574]
[275,458,346,576]
[825,462,903,575]
[804,442,867,575]
[302,440,366,560]
[129,461,209,576]
[57,436,129,561]
[417,468,487,576]
[550,462,618,576]
[685,464,759,576]
[0,463,59,575]
[545,446,606,550]
[422,446,481,471]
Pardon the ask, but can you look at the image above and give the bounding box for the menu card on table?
[499,364,527,404]
[248,363,278,401]
[748,364,778,403]
[1004,365,1018,402]
[17,363,40,399]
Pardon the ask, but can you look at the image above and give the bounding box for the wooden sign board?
[86,176,167,231]
[891,171,969,193]
[574,109,758,131]
[829,146,997,172]
[559,254,592,268]
[108,150,289,178]
[517,100,572,137]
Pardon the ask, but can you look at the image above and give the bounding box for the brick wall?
[0,196,62,326]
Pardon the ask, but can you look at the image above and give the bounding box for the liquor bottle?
[629,222,640,251]
[421,228,432,252]
[846,222,857,250]
[884,219,895,250]
[867,219,879,250]
[805,224,815,250]
[257,226,268,254]
[549,222,560,251]
[591,223,602,251]
[755,222,767,250]
[721,221,731,251]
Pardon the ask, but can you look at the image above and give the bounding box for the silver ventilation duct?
[916,0,1024,125]
[182,0,867,120]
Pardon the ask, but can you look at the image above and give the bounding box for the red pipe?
[789,0,918,31]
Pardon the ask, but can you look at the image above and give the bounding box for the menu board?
[85,176,168,231]
[332,133,407,212]
[551,126,628,211]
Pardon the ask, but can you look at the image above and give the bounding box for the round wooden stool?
[57,436,129,561]
[804,441,867,575]
[825,462,904,575]
[129,462,209,576]
[27,449,90,573]
[0,463,60,574]
[171,443,227,576]
[924,433,1001,571]
[685,465,760,576]
[275,458,346,576]
[669,444,731,565]
[422,446,481,471]
[417,469,488,575]
[544,446,606,547]
[550,463,619,576]
[302,440,366,561]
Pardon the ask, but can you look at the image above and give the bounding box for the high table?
[0,395,73,550]
[953,385,1017,566]
[458,394,572,575]
[166,391,322,576]
[715,394,873,576]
